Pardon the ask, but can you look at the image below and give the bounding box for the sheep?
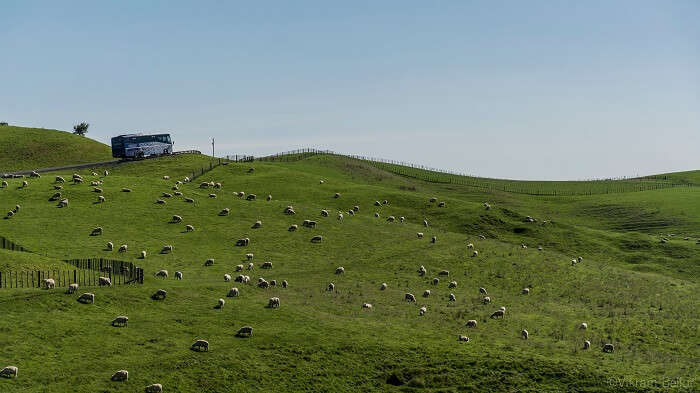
[208,193,217,198]
[191,340,209,351]
[44,278,55,289]
[236,238,250,246]
[484,202,491,210]
[578,256,583,263]
[185,224,195,232]
[140,250,146,259]
[55,176,65,183]
[234,275,245,283]
[155,270,168,279]
[438,202,446,208]
[99,277,112,286]
[204,258,215,266]
[252,220,262,229]
[175,271,183,280]
[237,192,245,197]
[91,227,103,236]
[418,265,426,276]
[104,170,109,176]
[261,261,273,269]
[423,289,431,298]
[521,329,529,340]
[199,182,210,189]
[429,197,437,203]
[405,293,416,302]
[161,245,173,254]
[490,310,505,319]
[361,303,373,310]
[257,279,270,289]
[174,192,182,196]
[268,297,281,308]
[571,259,578,266]
[58,199,69,208]
[288,224,298,231]
[236,326,253,337]
[107,242,114,251]
[347,210,355,216]
[118,244,127,253]
[112,316,129,327]
[431,236,437,243]
[399,216,405,222]
[374,200,381,206]
[66,283,78,294]
[172,215,183,223]
[353,205,360,212]
[151,289,167,300]
[467,243,474,249]
[214,182,222,189]
[77,293,95,304]
[49,192,62,201]
[246,194,257,200]
[94,187,104,193]
[216,298,226,309]
[500,306,506,311]
[417,232,424,238]
[6,211,14,218]
[321,209,329,217]
[235,264,244,272]
[374,212,380,218]
[479,287,488,295]
[423,219,429,227]
[145,383,163,392]
[21,180,28,188]
[478,234,486,239]
[432,278,440,285]
[73,178,83,184]
[522,288,530,295]
[0,366,18,378]
[327,283,335,291]
[247,167,255,173]
[184,197,195,203]
[98,195,105,203]
[472,250,479,257]
[337,212,343,221]
[438,270,449,276]
[121,188,132,192]
[537,246,543,251]
[448,281,458,288]
[163,175,170,180]
[380,283,387,290]
[333,193,341,198]
[449,293,456,302]
[218,208,230,216]
[1,181,7,188]
[162,192,172,198]
[13,205,20,213]
[382,199,388,205]
[386,216,395,222]
[282,280,288,288]
[483,296,491,304]
[227,287,240,297]
[266,194,272,201]
[466,320,478,328]
[419,306,427,316]
[311,235,323,243]
[583,340,591,350]
[247,263,254,270]
[580,322,588,330]
[306,220,317,228]
[458,335,470,342]
[111,370,129,381]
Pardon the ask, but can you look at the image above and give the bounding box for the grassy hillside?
[0,125,113,172]
[0,154,698,392]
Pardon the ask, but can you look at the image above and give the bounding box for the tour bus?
[111,133,173,159]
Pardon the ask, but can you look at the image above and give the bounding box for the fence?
[0,258,143,289]
[226,154,255,162]
[173,150,202,155]
[0,235,29,252]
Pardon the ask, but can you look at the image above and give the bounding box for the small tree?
[73,122,89,136]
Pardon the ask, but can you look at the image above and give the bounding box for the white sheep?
[152,289,167,300]
[472,250,479,257]
[321,209,329,217]
[252,220,262,229]
[118,244,127,253]
[288,224,298,231]
[0,366,18,378]
[172,215,183,222]
[99,277,112,286]
[91,227,103,236]
[1,181,7,188]
[155,270,168,279]
[583,340,591,350]
[175,271,183,280]
[140,250,147,259]
[55,176,65,183]
[224,274,232,282]
[458,335,470,342]
[467,243,474,249]
[228,287,239,297]
[236,326,253,337]
[66,283,78,294]
[422,289,431,298]
[432,278,440,285]
[337,212,343,221]
[112,316,129,327]
[246,194,257,200]
[431,236,437,243]
[449,293,456,302]
[219,208,230,216]
[603,343,614,353]
[98,195,105,203]
[185,224,194,232]
[405,293,416,302]
[335,266,345,274]
[386,216,395,222]
[191,340,209,352]
[448,281,457,288]
[479,287,488,295]
[418,265,426,276]
[490,309,505,319]
[58,198,69,208]
[121,188,132,193]
[156,199,166,204]
[104,170,109,176]
[374,212,380,218]
[466,320,478,328]
[268,297,280,308]
[362,303,373,310]
[111,370,129,381]
[380,283,387,290]
[423,219,429,227]
[78,293,95,304]
[161,245,173,254]
[417,232,424,238]
[266,194,272,201]
[145,383,163,392]
[184,197,195,203]
[208,193,217,198]
[311,235,323,243]
[107,242,114,251]
[521,329,529,339]
[327,283,335,291]
[204,258,215,266]
[216,298,226,309]
[580,322,588,330]
[44,278,55,289]
[483,296,491,304]
[235,264,244,272]
[333,193,341,198]
[419,306,427,316]
[522,288,530,295]
[282,280,288,288]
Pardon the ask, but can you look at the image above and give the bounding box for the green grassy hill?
[0,125,113,172]
[0,154,697,392]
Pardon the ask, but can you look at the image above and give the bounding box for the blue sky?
[1,1,698,180]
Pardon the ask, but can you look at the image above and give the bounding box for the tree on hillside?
[73,122,89,136]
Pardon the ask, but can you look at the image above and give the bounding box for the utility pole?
[211,137,215,158]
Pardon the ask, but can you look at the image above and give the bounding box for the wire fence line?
[0,258,143,289]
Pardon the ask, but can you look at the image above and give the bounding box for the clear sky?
[1,1,698,180]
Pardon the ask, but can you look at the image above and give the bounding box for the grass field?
[0,125,114,172]
[0,151,698,392]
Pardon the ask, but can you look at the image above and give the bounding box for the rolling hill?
[0,151,697,392]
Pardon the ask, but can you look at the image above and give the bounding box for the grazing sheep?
[261,261,273,269]
[228,287,240,297]
[5,210,14,218]
[184,197,195,203]
[94,187,104,193]
[216,298,225,309]
[472,250,479,257]
[175,271,183,280]
[234,275,244,283]
[522,288,530,295]
[121,188,132,193]
[257,279,269,289]
[478,234,486,239]
[484,203,491,210]
[66,283,79,294]
[268,297,280,308]
[327,283,335,291]
[246,194,256,200]
[422,289,431,298]
[111,370,129,382]
[104,170,109,176]
[58,198,69,208]
[161,245,173,254]
[580,322,588,330]
[199,182,210,189]
[348,210,354,216]
[282,280,288,288]
[21,180,28,188]
[479,287,488,295]
[118,244,127,253]
[77,293,95,304]
[185,224,194,232]
[500,306,506,311]
[405,293,416,302]
[399,216,405,222]
[438,270,449,276]
[419,306,427,316]
[49,192,62,201]
[578,256,583,263]
[172,215,183,223]
[583,340,591,350]
[237,191,245,197]
[602,344,615,353]
[1,181,7,188]
[423,219,429,227]
[311,235,323,243]
[247,263,254,270]
[145,383,163,392]
[107,242,114,251]
[335,266,345,275]
[99,277,112,286]
[431,236,437,243]
[98,195,105,203]
[155,270,168,279]
[429,197,437,203]
[417,232,424,238]
[112,316,128,327]
[571,259,578,266]
[306,220,317,228]
[235,264,244,272]
[73,178,83,184]
[467,243,474,249]
[151,289,167,300]
[236,238,250,246]
[337,212,343,221]
[386,216,395,222]
[208,193,217,198]
[219,208,230,216]
[449,293,456,302]
[321,209,329,217]
[418,265,426,276]
[374,201,381,206]
[44,278,56,289]
[374,212,380,218]
[521,329,529,340]
[382,199,388,205]
[458,335,470,342]
[438,202,446,208]
[380,283,387,290]
[490,310,505,319]
[252,220,262,229]
[538,246,543,251]
[333,193,341,198]
[204,259,215,266]
[265,194,272,201]
[466,320,478,328]
[483,296,491,304]
[91,227,103,236]
[191,340,209,351]
[55,176,65,183]
[140,250,146,259]
[432,278,440,285]
[288,224,298,231]
[362,303,373,310]
[162,193,172,198]
[236,326,253,337]
[448,281,457,288]
[0,366,18,378]
[214,182,221,189]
